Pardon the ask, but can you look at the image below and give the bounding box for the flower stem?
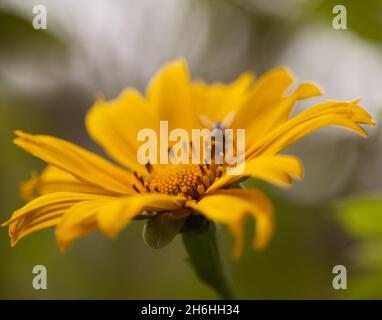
[182,220,235,300]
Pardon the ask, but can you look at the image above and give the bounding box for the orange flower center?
[145,163,224,199]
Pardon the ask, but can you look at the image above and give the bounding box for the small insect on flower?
[2,59,375,258]
[198,112,237,166]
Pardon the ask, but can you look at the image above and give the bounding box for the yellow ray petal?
[232,67,294,131]
[187,189,274,258]
[147,59,194,134]
[14,131,143,195]
[191,72,255,125]
[244,82,322,147]
[97,193,187,239]
[246,100,375,158]
[206,155,303,193]
[10,212,64,247]
[2,192,115,246]
[3,192,114,226]
[21,166,118,201]
[86,89,154,176]
[55,200,106,252]
[56,193,186,251]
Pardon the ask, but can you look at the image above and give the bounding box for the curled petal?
[246,100,375,158]
[207,155,303,192]
[187,189,274,258]
[2,192,114,247]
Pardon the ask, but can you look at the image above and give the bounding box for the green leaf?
[314,0,382,43]
[182,220,235,299]
[143,213,186,249]
[0,10,64,52]
[336,194,382,238]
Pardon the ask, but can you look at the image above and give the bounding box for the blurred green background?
[1,0,382,299]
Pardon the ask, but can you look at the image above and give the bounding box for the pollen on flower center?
[145,164,224,199]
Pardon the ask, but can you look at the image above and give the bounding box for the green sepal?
[143,213,186,249]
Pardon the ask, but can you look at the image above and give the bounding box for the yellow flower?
[2,59,375,258]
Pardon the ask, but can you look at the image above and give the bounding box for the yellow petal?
[2,192,114,246]
[55,200,107,252]
[14,131,142,195]
[97,193,187,239]
[229,66,323,147]
[21,166,117,201]
[56,193,186,251]
[232,67,294,133]
[247,100,375,158]
[243,82,322,147]
[207,155,303,193]
[86,89,154,176]
[187,189,274,258]
[20,172,40,201]
[147,59,194,134]
[191,72,255,125]
[10,213,64,247]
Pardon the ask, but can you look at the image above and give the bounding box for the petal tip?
[57,240,69,253]
[14,129,24,136]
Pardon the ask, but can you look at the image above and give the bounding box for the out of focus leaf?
[0,10,64,53]
[336,194,382,238]
[336,194,382,298]
[314,0,382,43]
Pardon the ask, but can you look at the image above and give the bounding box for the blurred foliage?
[0,10,64,55]
[337,195,382,238]
[336,195,382,298]
[231,0,382,45]
[315,0,382,43]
